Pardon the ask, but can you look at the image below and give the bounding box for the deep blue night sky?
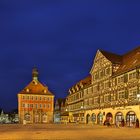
[1,0,140,111]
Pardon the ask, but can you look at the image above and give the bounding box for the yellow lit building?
[67,76,91,123]
[18,68,54,124]
[67,46,140,127]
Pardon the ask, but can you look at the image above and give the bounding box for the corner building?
[67,46,140,127]
[18,68,54,124]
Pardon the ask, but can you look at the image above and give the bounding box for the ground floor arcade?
[84,105,140,127]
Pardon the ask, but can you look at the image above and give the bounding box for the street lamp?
[137,94,140,102]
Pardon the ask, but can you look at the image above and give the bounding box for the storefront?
[91,113,96,124]
[106,113,113,123]
[115,112,124,125]
[126,111,136,127]
[97,112,103,125]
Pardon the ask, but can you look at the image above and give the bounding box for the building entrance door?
[106,113,113,123]
[35,114,39,123]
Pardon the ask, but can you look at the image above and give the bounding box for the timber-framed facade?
[67,47,140,127]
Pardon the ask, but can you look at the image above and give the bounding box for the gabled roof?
[19,80,54,96]
[114,46,140,75]
[100,50,122,64]
[18,68,54,96]
[69,75,91,95]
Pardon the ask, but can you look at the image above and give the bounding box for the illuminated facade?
[67,47,140,127]
[18,68,54,124]
[67,76,91,123]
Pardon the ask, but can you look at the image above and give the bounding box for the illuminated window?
[26,88,29,92]
[27,96,29,100]
[129,72,136,80]
[44,104,46,108]
[129,88,137,99]
[44,90,46,93]
[118,91,125,99]
[94,97,99,104]
[35,104,38,109]
[31,96,33,100]
[118,76,124,84]
[40,104,42,108]
[35,96,38,100]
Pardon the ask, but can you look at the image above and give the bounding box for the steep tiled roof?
[69,75,91,95]
[18,68,54,96]
[114,46,140,75]
[100,50,122,64]
[19,80,54,96]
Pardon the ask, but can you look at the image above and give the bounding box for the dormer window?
[33,80,37,85]
[26,88,29,92]
[44,90,47,93]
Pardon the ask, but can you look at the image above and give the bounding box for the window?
[118,91,125,99]
[26,96,29,100]
[129,88,137,99]
[89,98,93,105]
[26,88,29,92]
[104,95,109,102]
[44,104,46,108]
[118,76,124,84]
[40,97,42,100]
[104,81,110,89]
[88,87,93,94]
[35,96,38,100]
[93,85,98,92]
[100,96,104,103]
[40,104,42,108]
[31,96,33,100]
[111,94,115,101]
[106,67,110,75]
[84,89,88,95]
[22,96,25,100]
[95,73,99,80]
[48,104,50,109]
[94,97,99,104]
[129,72,136,80]
[35,104,38,109]
[100,70,104,78]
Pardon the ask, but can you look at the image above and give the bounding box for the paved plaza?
[0,123,140,140]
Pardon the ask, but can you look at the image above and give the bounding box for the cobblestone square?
[0,124,140,140]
